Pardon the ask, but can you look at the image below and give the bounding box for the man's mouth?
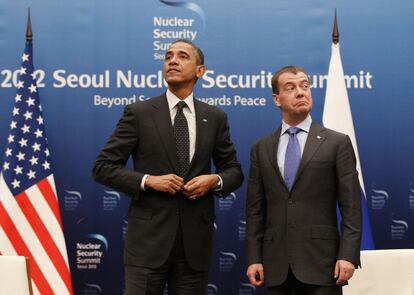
[295,101,307,107]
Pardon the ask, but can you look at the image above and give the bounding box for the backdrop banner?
[1,1,413,294]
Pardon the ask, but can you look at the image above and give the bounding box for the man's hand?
[334,259,355,285]
[182,174,219,200]
[145,174,184,194]
[246,263,265,286]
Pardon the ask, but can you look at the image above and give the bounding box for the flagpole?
[26,8,32,43]
[25,11,34,295]
[332,8,339,44]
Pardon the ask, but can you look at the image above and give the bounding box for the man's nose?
[296,86,305,97]
[169,55,178,64]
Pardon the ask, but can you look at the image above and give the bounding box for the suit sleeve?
[245,143,266,266]
[336,135,362,266]
[92,105,144,199]
[212,112,243,195]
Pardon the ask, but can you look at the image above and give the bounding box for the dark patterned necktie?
[284,127,302,191]
[173,101,190,177]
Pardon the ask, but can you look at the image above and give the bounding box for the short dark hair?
[271,65,307,94]
[171,39,205,65]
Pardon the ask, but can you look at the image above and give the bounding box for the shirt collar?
[166,89,195,114]
[281,114,312,135]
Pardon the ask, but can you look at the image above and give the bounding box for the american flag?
[0,42,73,294]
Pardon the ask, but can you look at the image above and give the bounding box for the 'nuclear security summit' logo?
[152,0,206,60]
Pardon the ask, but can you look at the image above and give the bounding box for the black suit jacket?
[93,94,243,271]
[246,122,361,286]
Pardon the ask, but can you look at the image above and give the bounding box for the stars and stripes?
[0,42,73,294]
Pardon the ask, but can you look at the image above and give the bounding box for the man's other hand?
[145,174,184,194]
[246,263,265,286]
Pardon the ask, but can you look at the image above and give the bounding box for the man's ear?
[272,94,281,107]
[196,65,206,78]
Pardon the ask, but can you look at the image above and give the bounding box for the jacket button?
[288,199,294,205]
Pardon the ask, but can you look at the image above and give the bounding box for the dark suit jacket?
[246,122,361,286]
[93,94,243,271]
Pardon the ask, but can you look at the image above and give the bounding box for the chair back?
[0,255,33,295]
[344,249,414,295]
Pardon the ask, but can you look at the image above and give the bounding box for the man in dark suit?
[245,66,361,295]
[93,39,243,294]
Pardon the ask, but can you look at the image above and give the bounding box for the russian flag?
[322,41,375,250]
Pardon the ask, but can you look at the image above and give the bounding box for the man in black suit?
[93,39,243,294]
[245,66,361,295]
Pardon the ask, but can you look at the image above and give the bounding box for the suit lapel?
[292,122,326,188]
[151,94,180,174]
[189,99,209,174]
[264,126,285,186]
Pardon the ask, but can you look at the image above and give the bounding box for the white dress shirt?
[166,89,196,161]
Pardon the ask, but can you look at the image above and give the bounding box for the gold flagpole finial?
[26,8,33,43]
[332,8,339,44]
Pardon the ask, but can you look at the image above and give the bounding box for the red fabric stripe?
[16,191,73,295]
[37,178,63,229]
[0,200,54,294]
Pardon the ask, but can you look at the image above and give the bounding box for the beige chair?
[344,249,414,295]
[0,256,33,295]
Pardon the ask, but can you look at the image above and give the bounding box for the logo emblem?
[159,0,206,27]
